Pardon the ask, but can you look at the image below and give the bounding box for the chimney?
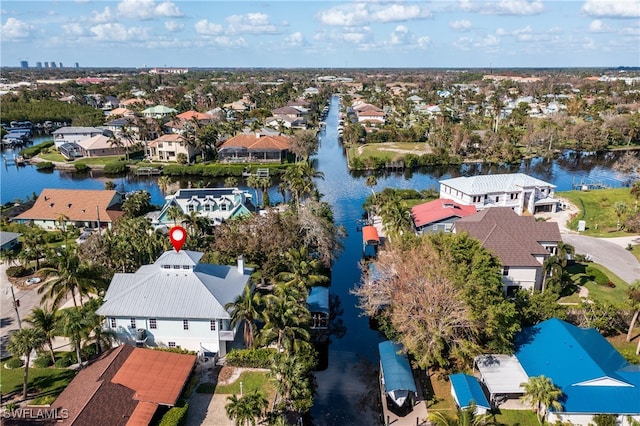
[237,255,245,274]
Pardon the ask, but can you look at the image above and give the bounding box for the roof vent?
[49,203,54,208]
[67,203,72,208]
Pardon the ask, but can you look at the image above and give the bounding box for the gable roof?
[15,189,124,224]
[516,318,640,415]
[439,173,556,195]
[52,126,103,136]
[142,105,177,114]
[97,250,251,319]
[77,134,135,151]
[219,133,292,151]
[272,106,304,116]
[379,341,417,394]
[454,207,560,267]
[176,110,212,121]
[411,199,477,228]
[0,231,21,246]
[51,345,195,425]
[450,373,491,410]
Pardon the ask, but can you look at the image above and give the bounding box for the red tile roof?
[411,199,477,228]
[219,133,292,151]
[176,110,212,121]
[362,225,380,245]
[15,189,124,224]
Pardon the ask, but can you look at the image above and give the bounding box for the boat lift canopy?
[379,341,417,407]
[362,225,380,246]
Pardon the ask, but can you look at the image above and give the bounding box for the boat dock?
[572,178,609,191]
[135,167,162,176]
[379,370,429,426]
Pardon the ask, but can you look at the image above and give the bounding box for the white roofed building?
[439,173,558,215]
[97,250,251,357]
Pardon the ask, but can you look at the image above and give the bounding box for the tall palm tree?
[260,293,310,353]
[225,284,261,349]
[520,375,563,425]
[613,201,628,230]
[8,327,45,399]
[555,242,575,268]
[428,403,496,426]
[277,246,328,294]
[380,196,411,240]
[166,205,183,226]
[626,281,640,346]
[226,392,266,426]
[26,306,58,364]
[181,210,209,238]
[37,251,106,309]
[58,307,89,367]
[157,176,171,195]
[268,352,312,412]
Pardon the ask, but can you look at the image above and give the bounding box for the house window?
[495,196,500,202]
[168,342,176,348]
[110,318,116,328]
[149,319,157,329]
[502,266,509,276]
[210,320,217,331]
[183,319,189,330]
[220,203,228,211]
[204,204,211,212]
[187,205,195,212]
[130,318,136,329]
[472,196,481,203]
[162,265,171,269]
[173,265,181,269]
[182,265,191,270]
[510,193,518,200]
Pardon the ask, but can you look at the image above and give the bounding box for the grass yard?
[493,409,538,426]
[607,331,640,364]
[560,188,637,237]
[38,152,67,162]
[0,360,76,400]
[211,370,274,397]
[425,369,455,411]
[566,262,629,306]
[349,142,431,163]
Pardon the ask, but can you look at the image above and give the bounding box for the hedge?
[19,141,54,159]
[6,266,29,278]
[161,163,291,177]
[158,400,188,426]
[35,162,54,170]
[225,348,279,368]
[586,265,610,286]
[74,163,90,172]
[103,161,127,174]
[33,354,53,368]
[5,357,24,369]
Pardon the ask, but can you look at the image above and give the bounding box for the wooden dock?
[379,374,430,426]
[572,178,609,191]
[135,167,162,176]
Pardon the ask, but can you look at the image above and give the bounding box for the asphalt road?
[562,234,640,285]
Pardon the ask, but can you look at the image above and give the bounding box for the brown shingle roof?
[15,189,124,224]
[219,133,292,151]
[454,207,561,267]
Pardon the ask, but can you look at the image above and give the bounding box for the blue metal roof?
[306,286,329,314]
[379,341,417,394]
[449,374,490,410]
[516,318,640,415]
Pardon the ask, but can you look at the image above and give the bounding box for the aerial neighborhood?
[1,66,640,426]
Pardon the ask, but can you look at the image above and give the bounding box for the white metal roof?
[474,354,528,395]
[440,173,556,195]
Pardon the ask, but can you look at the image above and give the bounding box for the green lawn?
[493,409,538,426]
[212,371,273,396]
[566,262,629,306]
[559,188,637,237]
[0,361,76,400]
[38,152,67,162]
[349,142,431,163]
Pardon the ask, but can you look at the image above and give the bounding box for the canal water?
[1,98,638,425]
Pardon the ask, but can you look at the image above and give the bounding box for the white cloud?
[388,25,430,48]
[207,36,248,48]
[116,0,183,20]
[1,17,32,40]
[164,20,183,32]
[226,13,278,34]
[582,0,640,18]
[453,34,501,50]
[450,19,472,31]
[459,0,544,15]
[478,34,500,47]
[390,25,410,44]
[90,23,149,41]
[90,7,113,24]
[283,31,305,47]
[583,37,597,49]
[62,22,87,38]
[513,25,533,41]
[589,19,611,32]
[619,25,640,36]
[194,19,223,35]
[496,28,507,36]
[317,3,430,26]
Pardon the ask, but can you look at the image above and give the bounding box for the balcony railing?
[219,330,235,341]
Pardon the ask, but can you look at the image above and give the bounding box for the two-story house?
[452,207,561,294]
[51,126,104,149]
[96,250,251,357]
[147,133,200,162]
[439,173,558,215]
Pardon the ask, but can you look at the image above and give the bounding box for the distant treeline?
[0,98,104,127]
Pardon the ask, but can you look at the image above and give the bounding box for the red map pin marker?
[169,226,187,252]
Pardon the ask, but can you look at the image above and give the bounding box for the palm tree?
[225,284,261,349]
[613,201,628,230]
[260,293,310,353]
[8,327,45,399]
[58,307,89,367]
[268,352,312,412]
[181,210,209,238]
[37,251,106,309]
[365,175,377,198]
[26,306,58,364]
[555,242,575,268]
[520,375,563,424]
[246,175,262,207]
[226,391,267,426]
[104,180,117,190]
[225,177,239,188]
[380,196,411,240]
[157,176,171,195]
[428,403,496,426]
[166,204,183,226]
[626,281,640,345]
[277,246,328,294]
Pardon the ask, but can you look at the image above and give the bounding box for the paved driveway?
[562,234,640,285]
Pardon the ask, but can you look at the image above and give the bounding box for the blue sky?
[2,0,639,68]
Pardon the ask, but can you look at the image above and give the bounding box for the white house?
[439,173,558,215]
[154,187,256,229]
[453,207,561,294]
[97,250,251,357]
[51,126,104,149]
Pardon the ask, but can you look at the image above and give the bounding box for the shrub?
[176,153,188,164]
[35,162,54,170]
[19,141,54,158]
[103,161,127,174]
[6,266,29,278]
[74,163,90,172]
[585,265,609,286]
[82,344,98,360]
[225,348,279,368]
[54,354,74,368]
[33,354,53,368]
[6,357,24,369]
[158,400,188,426]
[32,395,56,406]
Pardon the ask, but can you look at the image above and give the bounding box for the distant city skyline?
[1,0,639,69]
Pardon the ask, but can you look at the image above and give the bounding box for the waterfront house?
[52,126,104,149]
[51,345,195,425]
[0,231,20,252]
[474,318,640,426]
[14,189,124,230]
[96,250,250,357]
[147,133,199,162]
[154,187,255,228]
[410,199,477,234]
[141,105,177,119]
[77,134,136,158]
[218,132,292,163]
[453,207,561,294]
[166,110,213,134]
[439,173,558,215]
[265,115,308,130]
